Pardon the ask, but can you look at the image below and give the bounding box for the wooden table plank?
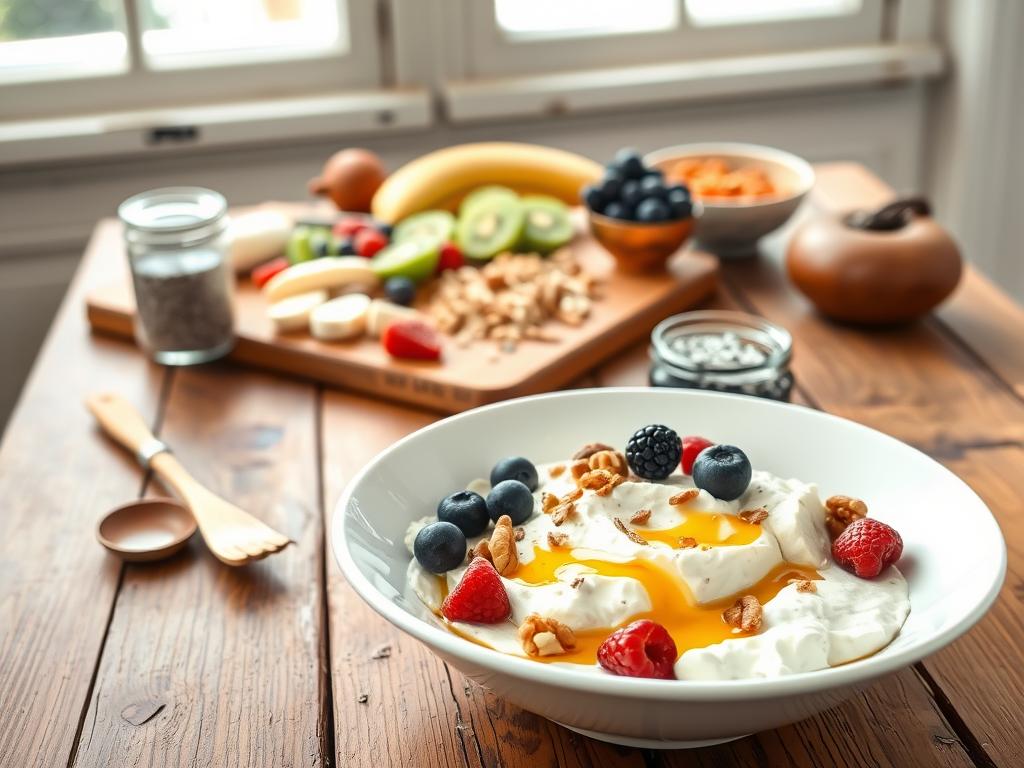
[71,365,326,768]
[0,222,167,768]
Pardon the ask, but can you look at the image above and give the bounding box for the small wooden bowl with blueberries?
[584,148,699,273]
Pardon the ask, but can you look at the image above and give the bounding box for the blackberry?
[625,424,682,480]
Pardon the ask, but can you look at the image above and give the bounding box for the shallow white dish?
[333,388,1005,749]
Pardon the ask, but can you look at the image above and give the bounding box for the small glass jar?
[649,310,794,401]
[119,187,235,366]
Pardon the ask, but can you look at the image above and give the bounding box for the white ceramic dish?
[333,388,1005,749]
[645,142,815,257]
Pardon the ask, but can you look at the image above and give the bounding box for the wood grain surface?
[0,164,1019,768]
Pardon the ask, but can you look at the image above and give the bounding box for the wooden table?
[2,164,1021,768]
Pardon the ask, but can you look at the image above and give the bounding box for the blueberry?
[639,175,667,199]
[598,170,625,200]
[490,456,539,491]
[374,221,393,238]
[692,445,752,501]
[667,184,690,202]
[625,424,682,480]
[602,201,632,220]
[636,197,671,222]
[668,198,693,220]
[643,168,665,182]
[339,238,356,256]
[614,148,646,180]
[384,276,416,306]
[314,238,330,258]
[437,490,490,537]
[486,479,534,525]
[582,184,605,212]
[620,179,643,207]
[414,521,467,574]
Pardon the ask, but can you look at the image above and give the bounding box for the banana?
[310,294,372,341]
[366,298,427,337]
[268,290,328,333]
[263,257,378,303]
[371,142,602,224]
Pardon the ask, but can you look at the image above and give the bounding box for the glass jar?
[649,310,794,401]
[118,187,236,366]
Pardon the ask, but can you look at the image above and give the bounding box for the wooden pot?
[786,198,962,325]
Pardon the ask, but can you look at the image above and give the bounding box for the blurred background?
[0,0,1019,428]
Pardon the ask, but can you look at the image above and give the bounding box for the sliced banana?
[366,298,427,337]
[264,257,379,303]
[228,210,293,272]
[310,293,371,341]
[268,290,328,333]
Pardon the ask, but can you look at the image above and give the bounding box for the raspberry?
[832,518,903,578]
[382,320,442,361]
[441,557,511,623]
[354,228,389,258]
[438,241,465,272]
[625,424,682,480]
[680,435,713,475]
[597,619,677,679]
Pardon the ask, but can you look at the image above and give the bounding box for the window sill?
[442,43,944,122]
[0,88,432,168]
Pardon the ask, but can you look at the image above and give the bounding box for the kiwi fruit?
[456,199,526,261]
[370,239,440,283]
[458,185,520,219]
[519,195,573,253]
[392,210,456,248]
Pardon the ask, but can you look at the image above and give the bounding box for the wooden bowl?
[587,210,697,272]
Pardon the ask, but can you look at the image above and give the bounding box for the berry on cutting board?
[413,521,467,574]
[490,456,539,492]
[251,257,290,289]
[597,619,677,679]
[332,217,368,239]
[625,424,682,480]
[381,319,442,361]
[486,479,534,525]
[355,227,389,259]
[692,444,752,501]
[680,435,714,476]
[384,275,417,306]
[832,518,904,578]
[441,556,511,623]
[438,241,465,272]
[437,490,490,538]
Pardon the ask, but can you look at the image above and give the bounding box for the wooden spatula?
[86,393,292,566]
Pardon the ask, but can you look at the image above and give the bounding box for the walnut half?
[825,495,867,540]
[723,595,763,632]
[518,614,576,657]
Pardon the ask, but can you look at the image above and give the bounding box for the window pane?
[0,0,127,82]
[140,0,347,69]
[495,0,677,39]
[685,0,862,27]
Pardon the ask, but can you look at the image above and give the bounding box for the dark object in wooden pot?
[786,198,962,325]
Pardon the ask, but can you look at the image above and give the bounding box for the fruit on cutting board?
[264,256,379,302]
[366,298,424,337]
[228,210,292,272]
[268,290,328,333]
[382,319,442,360]
[519,195,573,252]
[392,210,456,249]
[458,186,520,219]
[371,239,440,283]
[371,142,602,224]
[251,257,290,289]
[308,148,386,212]
[383,275,416,306]
[456,199,526,261]
[287,227,316,264]
[310,293,372,340]
[354,227,389,258]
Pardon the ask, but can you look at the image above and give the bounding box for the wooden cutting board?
[86,210,717,413]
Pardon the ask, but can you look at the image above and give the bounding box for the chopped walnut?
[572,442,614,461]
[723,595,763,632]
[514,527,525,542]
[795,580,817,593]
[580,469,624,497]
[489,515,519,576]
[547,531,568,548]
[518,614,576,657]
[825,495,867,540]
[613,517,648,546]
[739,507,769,524]
[678,536,697,549]
[551,501,576,526]
[570,576,584,589]
[563,487,583,503]
[541,492,559,514]
[549,464,566,478]
[630,509,652,525]
[668,489,700,506]
[570,459,591,483]
[470,539,492,564]
[588,449,628,476]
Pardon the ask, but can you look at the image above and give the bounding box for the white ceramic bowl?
[333,388,1005,749]
[645,142,815,257]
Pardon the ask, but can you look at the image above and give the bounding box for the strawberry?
[832,518,903,578]
[354,228,389,258]
[332,217,368,239]
[251,257,289,288]
[441,556,511,624]
[680,435,713,475]
[597,619,677,679]
[438,241,465,272]
[382,320,441,361]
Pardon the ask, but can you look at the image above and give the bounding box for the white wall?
[0,82,928,431]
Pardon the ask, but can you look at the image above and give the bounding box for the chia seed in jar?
[649,311,794,401]
[119,187,236,366]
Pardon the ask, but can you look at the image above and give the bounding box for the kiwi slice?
[458,185,520,219]
[370,239,440,283]
[456,199,526,261]
[519,195,573,253]
[393,210,456,248]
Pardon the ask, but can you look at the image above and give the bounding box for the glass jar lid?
[118,187,227,247]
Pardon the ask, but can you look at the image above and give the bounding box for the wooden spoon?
[86,393,292,566]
